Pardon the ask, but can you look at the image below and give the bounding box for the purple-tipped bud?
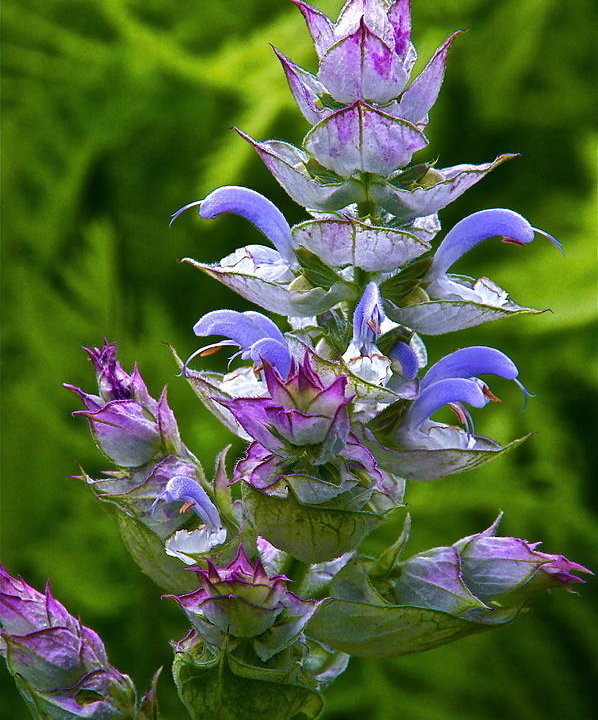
[83,341,137,403]
[0,567,136,719]
[454,518,592,603]
[66,341,181,467]
[170,546,317,659]
[219,353,353,464]
[393,519,591,618]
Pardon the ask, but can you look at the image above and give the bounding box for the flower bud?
[308,516,591,658]
[454,518,592,604]
[68,342,221,592]
[220,355,352,465]
[66,340,181,467]
[0,567,137,719]
[392,516,591,616]
[170,546,317,661]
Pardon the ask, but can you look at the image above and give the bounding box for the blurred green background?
[1,0,596,717]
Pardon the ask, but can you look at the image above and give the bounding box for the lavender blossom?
[0,567,137,719]
[342,282,392,384]
[87,454,211,541]
[363,349,529,480]
[192,309,293,378]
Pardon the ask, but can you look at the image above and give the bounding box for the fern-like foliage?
[1,1,595,718]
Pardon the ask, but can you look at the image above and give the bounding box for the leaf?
[379,257,433,305]
[304,102,428,177]
[386,298,546,335]
[366,399,411,439]
[291,218,430,272]
[136,668,162,720]
[116,513,196,594]
[184,257,355,317]
[295,246,347,290]
[307,598,492,658]
[242,483,381,564]
[173,643,324,720]
[364,429,531,481]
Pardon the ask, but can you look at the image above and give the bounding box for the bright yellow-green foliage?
[1,1,596,718]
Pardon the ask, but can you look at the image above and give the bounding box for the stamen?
[367,318,380,334]
[200,344,225,357]
[449,402,467,424]
[180,347,209,377]
[181,341,238,376]
[179,500,196,514]
[501,236,526,246]
[482,384,501,402]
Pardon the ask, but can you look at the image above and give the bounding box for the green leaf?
[366,399,411,440]
[173,642,323,720]
[318,308,352,355]
[366,430,532,481]
[295,247,347,291]
[379,257,433,305]
[116,513,196,594]
[242,483,381,564]
[304,156,345,184]
[307,598,493,658]
[389,162,437,190]
[376,326,414,355]
[136,668,162,720]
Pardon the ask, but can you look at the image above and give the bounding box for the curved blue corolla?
[151,475,221,530]
[397,377,491,450]
[190,309,293,378]
[387,208,563,335]
[388,341,419,380]
[421,345,532,405]
[426,208,562,284]
[171,185,296,266]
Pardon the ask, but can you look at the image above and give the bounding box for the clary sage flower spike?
[3,1,588,719]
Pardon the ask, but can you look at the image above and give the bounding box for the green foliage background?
[1,0,596,717]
